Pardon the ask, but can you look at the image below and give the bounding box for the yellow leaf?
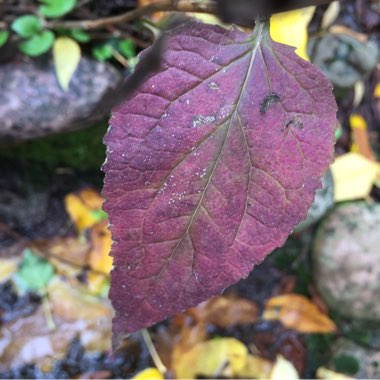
[53,37,81,91]
[374,82,380,98]
[64,189,105,233]
[331,153,380,202]
[270,7,315,60]
[173,338,248,379]
[0,257,19,282]
[88,221,113,274]
[263,294,336,333]
[132,368,164,380]
[350,114,375,161]
[316,366,355,379]
[271,355,299,380]
[241,355,273,379]
[350,113,367,130]
[64,193,97,233]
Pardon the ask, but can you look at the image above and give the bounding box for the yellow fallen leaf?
[79,188,104,210]
[271,355,299,380]
[53,37,81,91]
[87,272,109,295]
[263,294,336,333]
[270,6,315,60]
[88,220,113,274]
[317,366,355,379]
[64,189,106,233]
[0,257,19,282]
[350,114,375,161]
[173,338,248,379]
[374,82,380,98]
[132,368,164,380]
[241,354,274,379]
[331,153,380,202]
[64,193,97,232]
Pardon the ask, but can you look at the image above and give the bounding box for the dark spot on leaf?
[260,93,280,113]
[285,115,303,130]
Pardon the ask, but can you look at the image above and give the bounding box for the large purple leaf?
[103,20,337,339]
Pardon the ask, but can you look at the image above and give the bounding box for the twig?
[45,0,217,30]
[141,328,167,375]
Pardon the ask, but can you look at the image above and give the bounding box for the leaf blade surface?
[103,21,337,339]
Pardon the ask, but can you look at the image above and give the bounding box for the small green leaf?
[0,31,9,48]
[19,30,55,56]
[15,249,55,292]
[70,28,90,43]
[92,44,113,61]
[118,38,136,59]
[12,15,42,37]
[53,36,81,90]
[40,0,77,18]
[90,209,108,222]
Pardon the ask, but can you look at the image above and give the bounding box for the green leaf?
[90,209,108,222]
[0,31,9,48]
[70,28,90,43]
[19,30,55,56]
[118,38,136,59]
[12,15,42,37]
[92,44,113,61]
[40,0,77,18]
[53,36,81,90]
[15,249,55,292]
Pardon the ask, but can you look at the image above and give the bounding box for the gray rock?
[0,57,121,143]
[313,201,380,322]
[309,34,378,88]
[329,338,380,379]
[294,169,334,232]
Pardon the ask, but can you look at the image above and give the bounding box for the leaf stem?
[141,328,167,374]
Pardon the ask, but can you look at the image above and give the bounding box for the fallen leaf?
[189,295,258,327]
[374,82,380,98]
[270,6,316,60]
[104,20,337,337]
[132,367,164,379]
[88,220,113,274]
[350,114,375,161]
[47,276,113,322]
[173,337,248,379]
[330,153,379,202]
[321,1,340,29]
[53,37,81,91]
[31,237,90,278]
[0,257,19,282]
[79,188,105,210]
[64,189,105,233]
[171,322,208,367]
[263,294,337,333]
[271,355,299,380]
[14,249,55,292]
[0,303,111,371]
[241,354,274,379]
[316,366,355,379]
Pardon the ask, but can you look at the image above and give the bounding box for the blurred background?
[0,0,379,378]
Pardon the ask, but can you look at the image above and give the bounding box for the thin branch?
[45,0,217,30]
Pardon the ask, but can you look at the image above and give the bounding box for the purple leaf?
[103,20,337,340]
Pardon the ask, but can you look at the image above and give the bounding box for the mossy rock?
[329,338,380,379]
